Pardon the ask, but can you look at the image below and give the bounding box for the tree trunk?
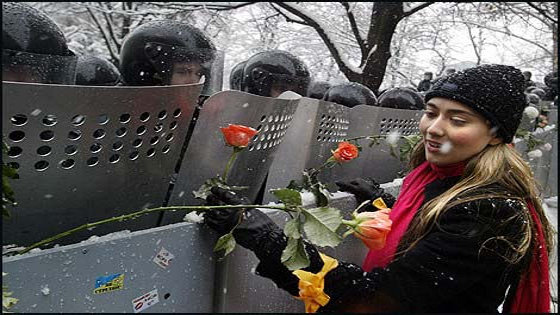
[358,3,404,93]
[553,3,558,72]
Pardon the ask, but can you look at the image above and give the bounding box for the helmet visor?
[2,49,77,84]
[143,42,218,91]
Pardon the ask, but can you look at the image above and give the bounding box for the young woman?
[205,64,554,313]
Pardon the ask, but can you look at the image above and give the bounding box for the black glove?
[335,177,396,211]
[204,187,248,236]
[204,186,324,295]
[204,186,285,254]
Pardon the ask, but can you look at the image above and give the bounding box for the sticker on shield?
[153,247,175,269]
[93,273,124,294]
[132,288,160,313]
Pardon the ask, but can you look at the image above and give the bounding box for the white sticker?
[132,288,159,313]
[153,247,175,269]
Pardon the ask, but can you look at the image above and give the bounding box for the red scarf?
[362,160,465,270]
[508,201,550,313]
[361,160,550,313]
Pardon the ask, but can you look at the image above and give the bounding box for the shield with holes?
[2,81,202,246]
[262,97,351,202]
[162,90,299,225]
[263,99,423,202]
[331,105,423,184]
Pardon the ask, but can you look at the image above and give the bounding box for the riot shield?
[2,81,202,246]
[263,99,423,202]
[262,97,351,202]
[332,105,423,184]
[162,90,299,225]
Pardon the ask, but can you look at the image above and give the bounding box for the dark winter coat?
[253,175,531,313]
[417,79,433,92]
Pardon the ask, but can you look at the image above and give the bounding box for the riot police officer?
[2,2,77,84]
[306,81,332,100]
[75,55,121,86]
[522,71,536,90]
[322,82,377,108]
[378,87,424,110]
[242,50,310,97]
[542,72,557,101]
[417,72,433,92]
[229,60,246,90]
[119,20,216,93]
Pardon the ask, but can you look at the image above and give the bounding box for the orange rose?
[220,124,258,148]
[332,142,359,163]
[352,209,392,250]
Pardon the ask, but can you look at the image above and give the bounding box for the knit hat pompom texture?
[425,64,527,143]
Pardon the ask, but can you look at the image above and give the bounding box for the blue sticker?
[94,273,124,294]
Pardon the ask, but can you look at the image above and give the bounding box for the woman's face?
[419,97,502,165]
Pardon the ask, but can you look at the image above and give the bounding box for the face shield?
[143,42,221,94]
[2,49,77,84]
[251,68,310,97]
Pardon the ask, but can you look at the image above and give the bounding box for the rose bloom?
[353,209,392,250]
[220,124,258,148]
[332,142,359,163]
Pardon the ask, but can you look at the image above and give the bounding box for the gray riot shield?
[263,97,352,202]
[162,90,299,225]
[2,81,202,246]
[203,50,224,96]
[331,105,423,184]
[2,222,217,313]
[263,100,423,202]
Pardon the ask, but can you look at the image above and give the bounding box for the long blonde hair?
[400,139,555,264]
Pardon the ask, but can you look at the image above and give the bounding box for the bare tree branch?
[271,2,360,79]
[526,2,558,24]
[101,4,121,50]
[340,2,366,56]
[438,20,552,55]
[402,2,435,18]
[86,6,119,62]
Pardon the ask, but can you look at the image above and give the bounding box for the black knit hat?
[425,64,527,143]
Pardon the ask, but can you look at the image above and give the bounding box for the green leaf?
[284,216,301,239]
[399,134,422,162]
[281,237,310,270]
[213,232,237,257]
[301,207,343,248]
[271,188,302,207]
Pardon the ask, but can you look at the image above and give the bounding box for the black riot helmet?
[307,81,332,99]
[378,87,424,110]
[2,2,77,84]
[322,82,377,108]
[75,55,121,86]
[229,60,246,90]
[120,20,216,90]
[525,93,541,105]
[544,71,558,90]
[242,50,310,97]
[530,87,546,99]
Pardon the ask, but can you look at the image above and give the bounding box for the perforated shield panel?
[264,99,422,202]
[333,105,423,184]
[162,90,299,225]
[2,82,202,246]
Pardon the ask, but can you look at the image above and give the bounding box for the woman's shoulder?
[448,183,526,219]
